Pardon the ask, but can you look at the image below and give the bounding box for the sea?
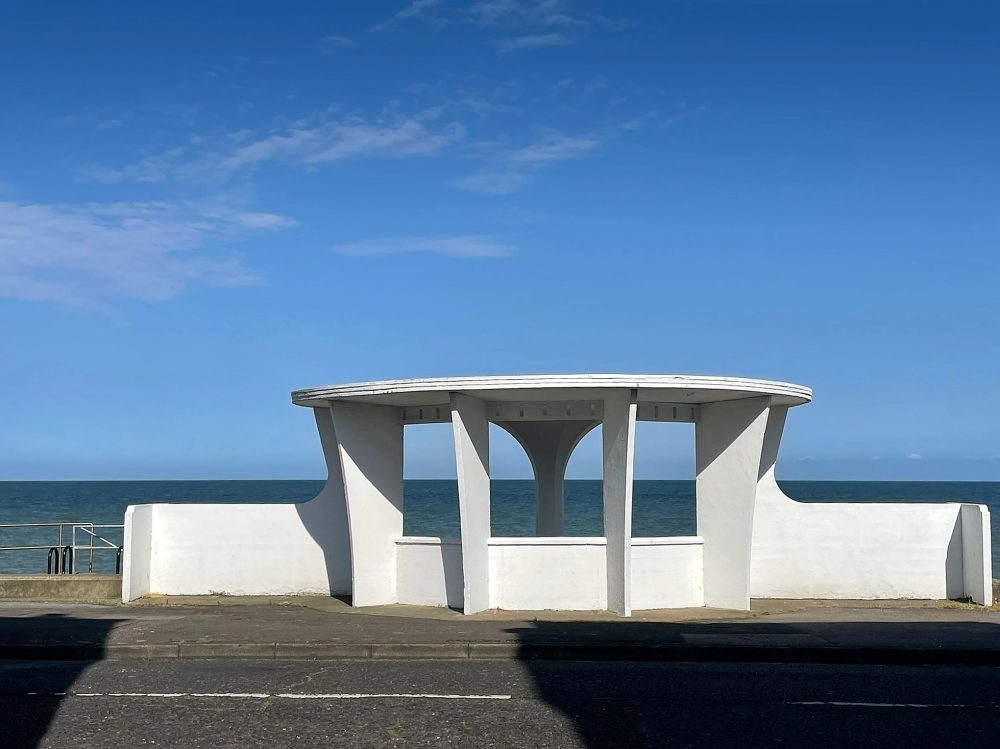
[1,480,999,576]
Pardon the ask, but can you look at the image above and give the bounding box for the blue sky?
[1,0,998,481]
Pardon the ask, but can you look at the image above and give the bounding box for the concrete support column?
[451,393,491,615]
[495,420,598,536]
[602,388,638,616]
[330,401,404,607]
[291,407,352,595]
[696,396,771,611]
[757,405,788,485]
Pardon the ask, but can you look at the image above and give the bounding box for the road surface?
[2,659,999,747]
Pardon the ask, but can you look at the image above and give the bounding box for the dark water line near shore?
[1,480,999,575]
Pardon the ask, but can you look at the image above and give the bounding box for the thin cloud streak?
[493,33,570,53]
[83,90,648,201]
[0,200,294,305]
[511,133,600,161]
[87,113,464,184]
[373,0,445,30]
[375,0,624,36]
[455,131,600,193]
[469,0,590,27]
[335,235,512,258]
[319,35,356,52]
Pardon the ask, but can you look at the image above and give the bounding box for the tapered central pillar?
[451,393,491,614]
[331,401,403,607]
[495,420,598,536]
[602,389,637,616]
[695,396,770,611]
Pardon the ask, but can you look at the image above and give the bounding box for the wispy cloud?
[374,0,625,41]
[492,32,569,53]
[583,76,609,96]
[594,15,631,32]
[221,116,461,169]
[335,235,512,258]
[319,35,356,52]
[52,102,201,132]
[84,87,656,199]
[469,0,589,27]
[87,112,465,184]
[374,0,445,30]
[453,170,531,194]
[455,131,600,193]
[0,199,294,305]
[510,132,600,161]
[907,453,925,460]
[85,147,188,184]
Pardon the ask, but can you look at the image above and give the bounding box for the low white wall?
[394,536,707,612]
[961,504,993,605]
[630,537,704,610]
[123,497,351,600]
[122,505,153,602]
[396,537,463,608]
[751,479,993,603]
[489,538,608,611]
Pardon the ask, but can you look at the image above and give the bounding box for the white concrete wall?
[122,407,352,602]
[489,538,608,611]
[751,493,966,600]
[630,538,705,610]
[136,503,343,597]
[750,406,993,604]
[121,504,153,602]
[486,536,705,611]
[396,537,463,608]
[961,504,992,605]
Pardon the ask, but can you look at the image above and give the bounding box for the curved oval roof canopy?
[291,374,812,408]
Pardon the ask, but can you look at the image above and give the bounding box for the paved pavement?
[0,596,999,664]
[3,658,1000,747]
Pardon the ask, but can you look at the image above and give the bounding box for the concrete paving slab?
[1,597,999,665]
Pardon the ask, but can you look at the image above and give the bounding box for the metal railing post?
[0,522,125,574]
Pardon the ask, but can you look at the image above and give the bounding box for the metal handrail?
[0,522,125,574]
[71,524,124,573]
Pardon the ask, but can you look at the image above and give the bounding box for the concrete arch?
[493,419,600,536]
[487,421,535,480]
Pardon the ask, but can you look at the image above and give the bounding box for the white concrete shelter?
[123,374,993,613]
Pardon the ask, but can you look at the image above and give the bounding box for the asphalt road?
[2,659,1000,748]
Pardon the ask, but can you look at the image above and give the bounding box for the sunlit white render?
[122,375,993,613]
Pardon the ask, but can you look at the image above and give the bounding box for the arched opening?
[560,425,604,536]
[400,411,698,540]
[631,420,696,537]
[488,423,535,536]
[402,422,459,538]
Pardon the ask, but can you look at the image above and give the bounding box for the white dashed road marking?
[788,701,995,709]
[25,691,511,700]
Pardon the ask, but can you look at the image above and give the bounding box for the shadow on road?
[0,612,118,748]
[503,618,1000,747]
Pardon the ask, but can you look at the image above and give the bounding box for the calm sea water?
[1,480,998,575]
